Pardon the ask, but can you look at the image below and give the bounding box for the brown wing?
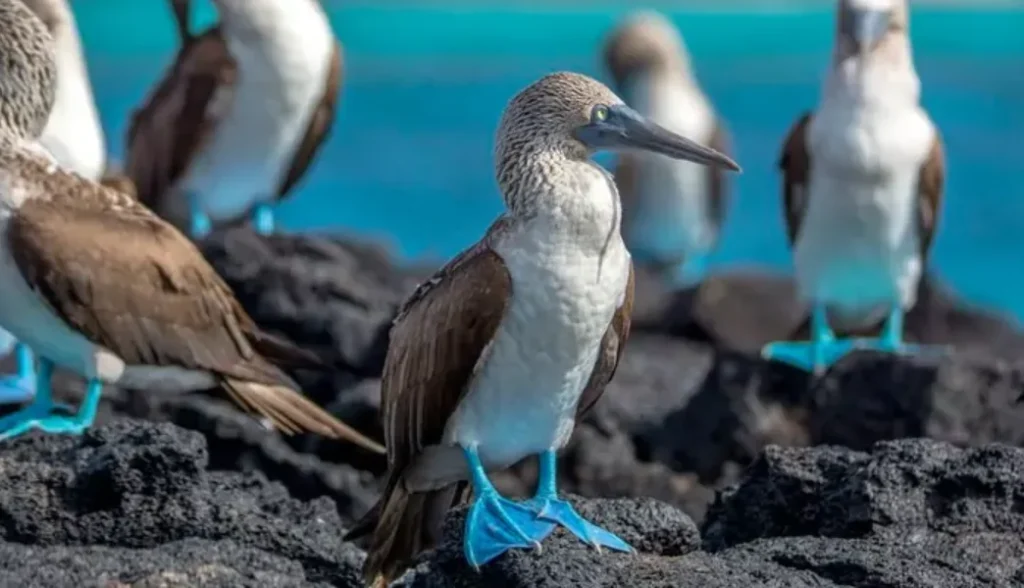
[575,262,635,420]
[707,120,733,240]
[274,43,344,200]
[917,132,946,261]
[348,220,512,584]
[6,155,381,448]
[124,26,236,212]
[382,223,513,471]
[780,113,813,246]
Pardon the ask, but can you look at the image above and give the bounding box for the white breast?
[183,0,335,220]
[446,171,631,469]
[794,97,936,320]
[39,21,105,180]
[623,72,717,259]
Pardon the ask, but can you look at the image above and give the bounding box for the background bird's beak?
[574,104,741,171]
[844,8,891,63]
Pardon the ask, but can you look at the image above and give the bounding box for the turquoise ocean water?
[76,1,1024,319]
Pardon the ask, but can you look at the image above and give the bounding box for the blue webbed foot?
[0,342,37,405]
[526,450,633,553]
[524,496,632,552]
[846,338,951,360]
[761,338,859,375]
[0,367,102,441]
[252,203,275,235]
[464,490,556,568]
[461,445,553,568]
[846,306,951,361]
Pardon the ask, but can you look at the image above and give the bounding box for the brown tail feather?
[221,379,385,453]
[350,478,460,587]
[251,330,328,371]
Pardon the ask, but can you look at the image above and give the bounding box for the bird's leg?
[0,341,37,405]
[522,450,633,553]
[188,192,212,239]
[669,254,710,289]
[0,360,102,440]
[461,445,555,569]
[251,202,275,235]
[761,303,858,375]
[851,305,949,360]
[878,304,905,350]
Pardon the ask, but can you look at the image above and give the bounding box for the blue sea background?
[75,1,1024,319]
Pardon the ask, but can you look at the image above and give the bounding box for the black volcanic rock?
[412,439,1024,587]
[0,419,363,587]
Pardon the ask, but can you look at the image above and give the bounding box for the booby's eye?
[591,105,610,123]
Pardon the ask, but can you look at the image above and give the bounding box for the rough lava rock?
[411,439,1024,587]
[0,419,364,587]
[4,232,1024,585]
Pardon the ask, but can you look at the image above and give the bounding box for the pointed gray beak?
[574,104,741,171]
[843,8,891,59]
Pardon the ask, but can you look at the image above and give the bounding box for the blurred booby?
[761,0,946,374]
[0,0,381,452]
[345,72,739,586]
[125,0,341,238]
[603,10,732,286]
[0,0,135,407]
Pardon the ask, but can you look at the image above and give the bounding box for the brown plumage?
[124,0,343,227]
[5,150,382,452]
[779,111,946,262]
[345,219,635,586]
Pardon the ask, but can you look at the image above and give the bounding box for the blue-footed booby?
[345,71,739,585]
[0,0,382,452]
[761,0,946,374]
[603,10,732,286]
[0,0,135,407]
[124,0,341,238]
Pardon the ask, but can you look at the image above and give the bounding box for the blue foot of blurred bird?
[0,360,102,441]
[252,202,275,235]
[0,342,37,405]
[668,254,710,289]
[761,303,860,375]
[524,450,632,552]
[462,445,555,568]
[842,305,948,360]
[188,192,212,239]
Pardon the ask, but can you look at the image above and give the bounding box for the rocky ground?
[1,228,1023,587]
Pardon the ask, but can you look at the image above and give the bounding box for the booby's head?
[836,0,909,66]
[18,0,68,34]
[603,11,692,92]
[495,72,738,207]
[0,0,56,140]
